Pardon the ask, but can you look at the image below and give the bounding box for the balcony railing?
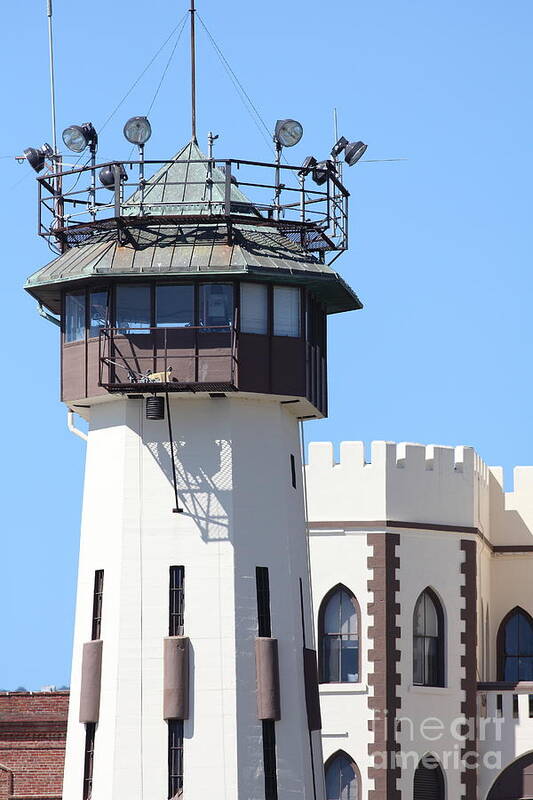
[98,325,238,392]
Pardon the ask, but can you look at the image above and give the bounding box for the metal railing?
[37,156,349,259]
[98,325,238,389]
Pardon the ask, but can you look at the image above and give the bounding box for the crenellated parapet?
[305,440,490,532]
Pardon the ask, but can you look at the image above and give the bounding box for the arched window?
[413,589,445,687]
[325,751,360,800]
[497,607,533,681]
[319,585,360,683]
[413,755,445,800]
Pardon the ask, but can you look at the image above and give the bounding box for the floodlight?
[344,140,367,166]
[312,160,333,186]
[274,119,303,148]
[62,122,98,153]
[331,136,349,159]
[23,143,53,173]
[123,116,152,146]
[99,163,128,190]
[299,156,317,177]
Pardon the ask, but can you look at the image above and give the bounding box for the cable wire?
[196,13,275,155]
[99,13,188,134]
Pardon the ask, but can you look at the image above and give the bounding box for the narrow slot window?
[496,694,503,717]
[83,722,95,800]
[256,567,271,638]
[529,694,533,718]
[290,454,297,489]
[513,694,519,719]
[241,283,268,334]
[65,291,86,343]
[91,570,104,641]
[169,566,185,637]
[262,720,278,800]
[273,286,300,337]
[168,719,184,799]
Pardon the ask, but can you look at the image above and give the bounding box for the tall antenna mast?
[47,0,58,155]
[190,0,197,143]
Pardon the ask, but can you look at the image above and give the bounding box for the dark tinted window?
[156,285,194,327]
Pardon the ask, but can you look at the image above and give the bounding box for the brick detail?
[367,533,401,800]
[460,540,477,800]
[0,692,69,800]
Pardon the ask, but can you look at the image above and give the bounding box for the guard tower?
[23,17,363,797]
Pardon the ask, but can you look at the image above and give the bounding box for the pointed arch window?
[325,751,360,800]
[319,586,360,684]
[497,607,533,681]
[413,755,445,800]
[413,589,445,687]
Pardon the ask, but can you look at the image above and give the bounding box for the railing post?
[224,161,232,217]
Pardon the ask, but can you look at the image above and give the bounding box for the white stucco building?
[307,440,533,800]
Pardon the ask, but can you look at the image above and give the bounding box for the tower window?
[241,283,268,334]
[413,589,445,687]
[169,566,185,637]
[82,722,95,800]
[65,291,86,342]
[156,285,194,328]
[91,570,104,641]
[115,284,151,332]
[168,719,183,799]
[497,607,533,681]
[199,283,233,328]
[256,567,272,638]
[88,290,108,338]
[273,286,300,337]
[319,586,360,683]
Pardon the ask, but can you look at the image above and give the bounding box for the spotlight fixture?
[274,119,303,148]
[99,163,128,191]
[62,122,98,153]
[344,140,367,166]
[299,155,317,177]
[23,143,53,173]
[331,136,349,159]
[312,159,334,186]
[123,116,152,146]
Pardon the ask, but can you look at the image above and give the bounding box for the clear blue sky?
[0,0,532,689]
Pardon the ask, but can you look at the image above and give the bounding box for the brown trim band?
[460,540,477,800]
[367,532,401,800]
[493,545,533,553]
[477,681,533,692]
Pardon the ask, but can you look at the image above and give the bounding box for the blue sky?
[0,0,532,689]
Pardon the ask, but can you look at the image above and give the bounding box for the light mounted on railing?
[23,143,53,173]
[344,140,367,166]
[312,159,335,186]
[99,163,128,191]
[62,122,98,153]
[123,116,152,146]
[299,156,317,177]
[274,119,303,148]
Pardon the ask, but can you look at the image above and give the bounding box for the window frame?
[413,588,445,688]
[324,750,361,800]
[318,584,361,685]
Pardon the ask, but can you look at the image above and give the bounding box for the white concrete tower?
[24,117,362,796]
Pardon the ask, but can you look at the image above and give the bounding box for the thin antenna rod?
[47,0,58,154]
[190,0,197,143]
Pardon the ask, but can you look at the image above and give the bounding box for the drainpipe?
[67,410,88,442]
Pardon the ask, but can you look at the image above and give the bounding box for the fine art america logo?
[372,711,504,770]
